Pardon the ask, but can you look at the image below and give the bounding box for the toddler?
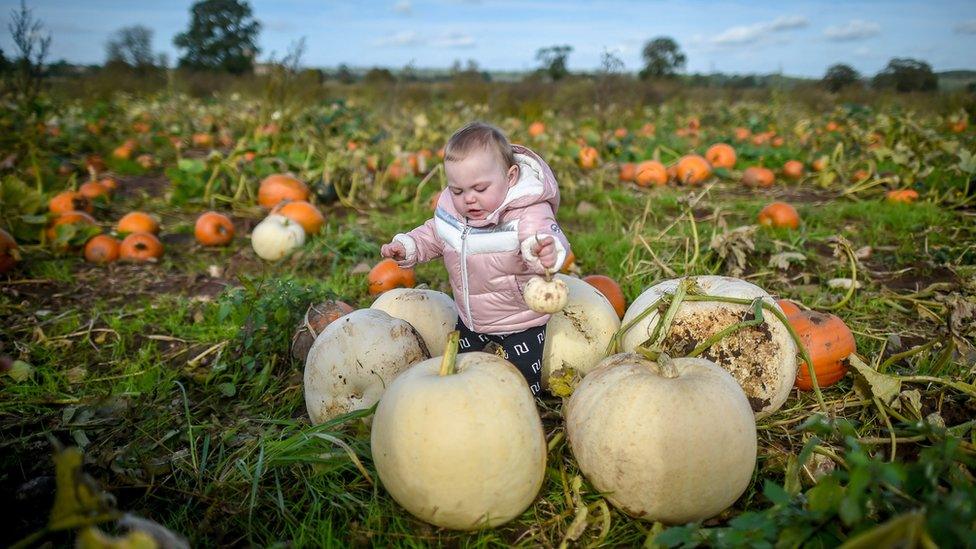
[380,121,570,395]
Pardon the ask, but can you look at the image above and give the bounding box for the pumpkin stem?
[607,295,664,355]
[656,353,679,379]
[638,278,692,354]
[438,331,460,377]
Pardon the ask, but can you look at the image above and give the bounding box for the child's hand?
[531,236,557,269]
[381,241,406,261]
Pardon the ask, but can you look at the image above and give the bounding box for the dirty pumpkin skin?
[540,274,620,389]
[371,349,546,530]
[565,354,757,524]
[304,309,429,424]
[620,276,797,418]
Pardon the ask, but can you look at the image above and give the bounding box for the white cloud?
[393,0,412,14]
[432,32,476,48]
[954,19,976,34]
[375,30,423,47]
[824,20,881,41]
[711,15,809,46]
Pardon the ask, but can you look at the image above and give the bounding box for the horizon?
[1,0,974,79]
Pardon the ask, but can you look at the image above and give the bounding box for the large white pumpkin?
[565,353,757,524]
[371,352,546,530]
[304,309,428,424]
[620,275,796,417]
[251,214,305,261]
[541,274,621,388]
[369,288,457,356]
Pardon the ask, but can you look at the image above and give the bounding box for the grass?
[2,88,975,546]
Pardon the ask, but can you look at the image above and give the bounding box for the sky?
[1,0,975,78]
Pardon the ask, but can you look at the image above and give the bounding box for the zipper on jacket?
[459,224,473,328]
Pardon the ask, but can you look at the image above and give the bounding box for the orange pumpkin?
[191,133,214,148]
[83,235,120,264]
[583,275,626,319]
[49,191,93,215]
[852,169,870,183]
[561,249,577,273]
[618,162,636,182]
[733,127,751,142]
[675,155,711,185]
[275,200,325,235]
[758,202,800,229]
[98,178,119,192]
[119,232,164,262]
[194,212,235,246]
[113,143,134,160]
[385,160,409,182]
[704,143,736,169]
[788,310,856,390]
[639,123,655,137]
[578,146,599,170]
[368,258,416,295]
[634,160,668,187]
[886,189,919,204]
[782,160,804,180]
[79,180,111,201]
[949,119,968,133]
[613,127,628,139]
[0,228,19,274]
[528,121,546,137]
[743,166,775,188]
[117,212,159,235]
[46,211,97,242]
[811,156,828,172]
[258,174,309,209]
[776,299,802,317]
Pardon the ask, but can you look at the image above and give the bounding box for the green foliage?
[535,45,573,81]
[640,37,686,80]
[173,0,261,74]
[873,58,939,93]
[823,64,862,93]
[0,175,45,240]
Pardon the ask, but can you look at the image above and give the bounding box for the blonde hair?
[444,121,516,169]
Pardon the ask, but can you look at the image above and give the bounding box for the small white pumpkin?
[620,275,797,418]
[523,275,569,313]
[251,213,305,261]
[370,288,457,356]
[542,274,621,389]
[304,309,428,424]
[565,353,757,524]
[371,344,546,530]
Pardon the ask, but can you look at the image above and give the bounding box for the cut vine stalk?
[438,331,460,376]
[825,239,858,311]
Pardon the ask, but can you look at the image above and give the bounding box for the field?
[2,80,976,547]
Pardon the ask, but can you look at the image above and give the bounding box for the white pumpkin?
[370,288,457,356]
[304,309,428,424]
[541,274,621,389]
[523,275,569,314]
[565,353,757,524]
[251,213,305,261]
[620,275,797,418]
[371,351,546,530]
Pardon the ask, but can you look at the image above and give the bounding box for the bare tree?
[105,25,156,69]
[6,0,51,101]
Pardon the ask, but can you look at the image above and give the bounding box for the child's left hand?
[531,236,557,269]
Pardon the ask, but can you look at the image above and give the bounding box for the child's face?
[445,148,518,221]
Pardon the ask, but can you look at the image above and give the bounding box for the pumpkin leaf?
[849,354,901,405]
[837,510,934,549]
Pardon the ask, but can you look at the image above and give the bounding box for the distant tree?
[363,67,396,85]
[173,0,260,74]
[872,58,938,92]
[640,37,685,79]
[335,63,355,84]
[822,64,861,92]
[535,45,572,81]
[600,48,625,75]
[105,25,157,69]
[5,0,51,101]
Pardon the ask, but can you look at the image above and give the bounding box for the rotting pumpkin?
[83,235,121,264]
[780,304,856,390]
[119,232,164,262]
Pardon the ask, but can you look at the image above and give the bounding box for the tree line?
[1,0,967,95]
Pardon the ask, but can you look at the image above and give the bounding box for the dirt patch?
[719,182,840,205]
[115,174,171,200]
[869,261,960,292]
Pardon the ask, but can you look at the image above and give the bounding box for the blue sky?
[1,0,975,77]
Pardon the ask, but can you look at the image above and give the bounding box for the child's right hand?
[381,241,406,261]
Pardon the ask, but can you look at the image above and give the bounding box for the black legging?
[454,317,546,396]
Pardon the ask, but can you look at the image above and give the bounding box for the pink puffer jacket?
[393,144,570,334]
